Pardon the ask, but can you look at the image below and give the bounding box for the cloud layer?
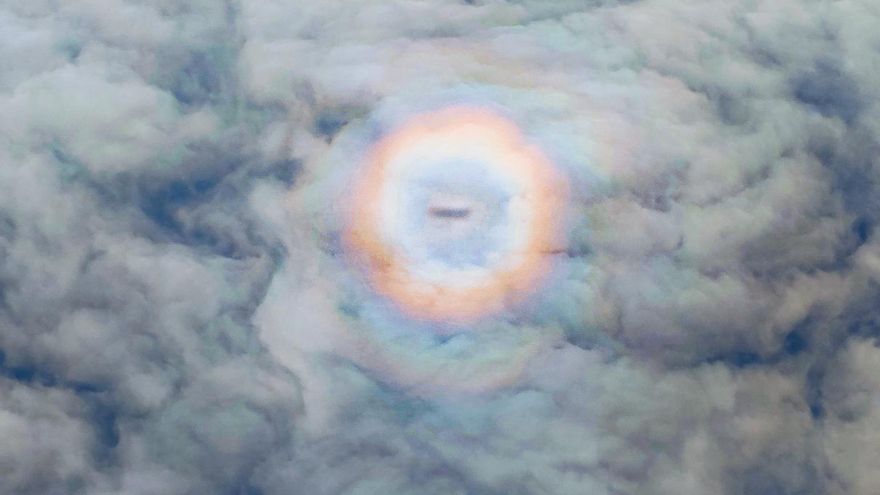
[1,0,879,494]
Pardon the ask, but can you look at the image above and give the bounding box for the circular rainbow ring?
[344,106,569,323]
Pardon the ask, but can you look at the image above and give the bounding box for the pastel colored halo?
[344,106,568,323]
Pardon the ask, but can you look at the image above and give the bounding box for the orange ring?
[344,106,568,323]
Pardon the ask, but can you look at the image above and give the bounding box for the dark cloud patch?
[783,322,810,356]
[852,216,872,244]
[793,60,864,125]
[314,111,350,140]
[164,47,239,107]
[805,364,825,420]
[140,177,221,232]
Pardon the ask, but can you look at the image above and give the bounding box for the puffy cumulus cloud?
[1,0,879,494]
[0,376,107,493]
[823,339,880,495]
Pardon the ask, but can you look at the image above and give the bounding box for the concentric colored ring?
[344,106,568,323]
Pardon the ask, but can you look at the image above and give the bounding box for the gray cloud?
[1,0,879,494]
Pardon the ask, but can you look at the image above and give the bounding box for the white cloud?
[0,0,878,493]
